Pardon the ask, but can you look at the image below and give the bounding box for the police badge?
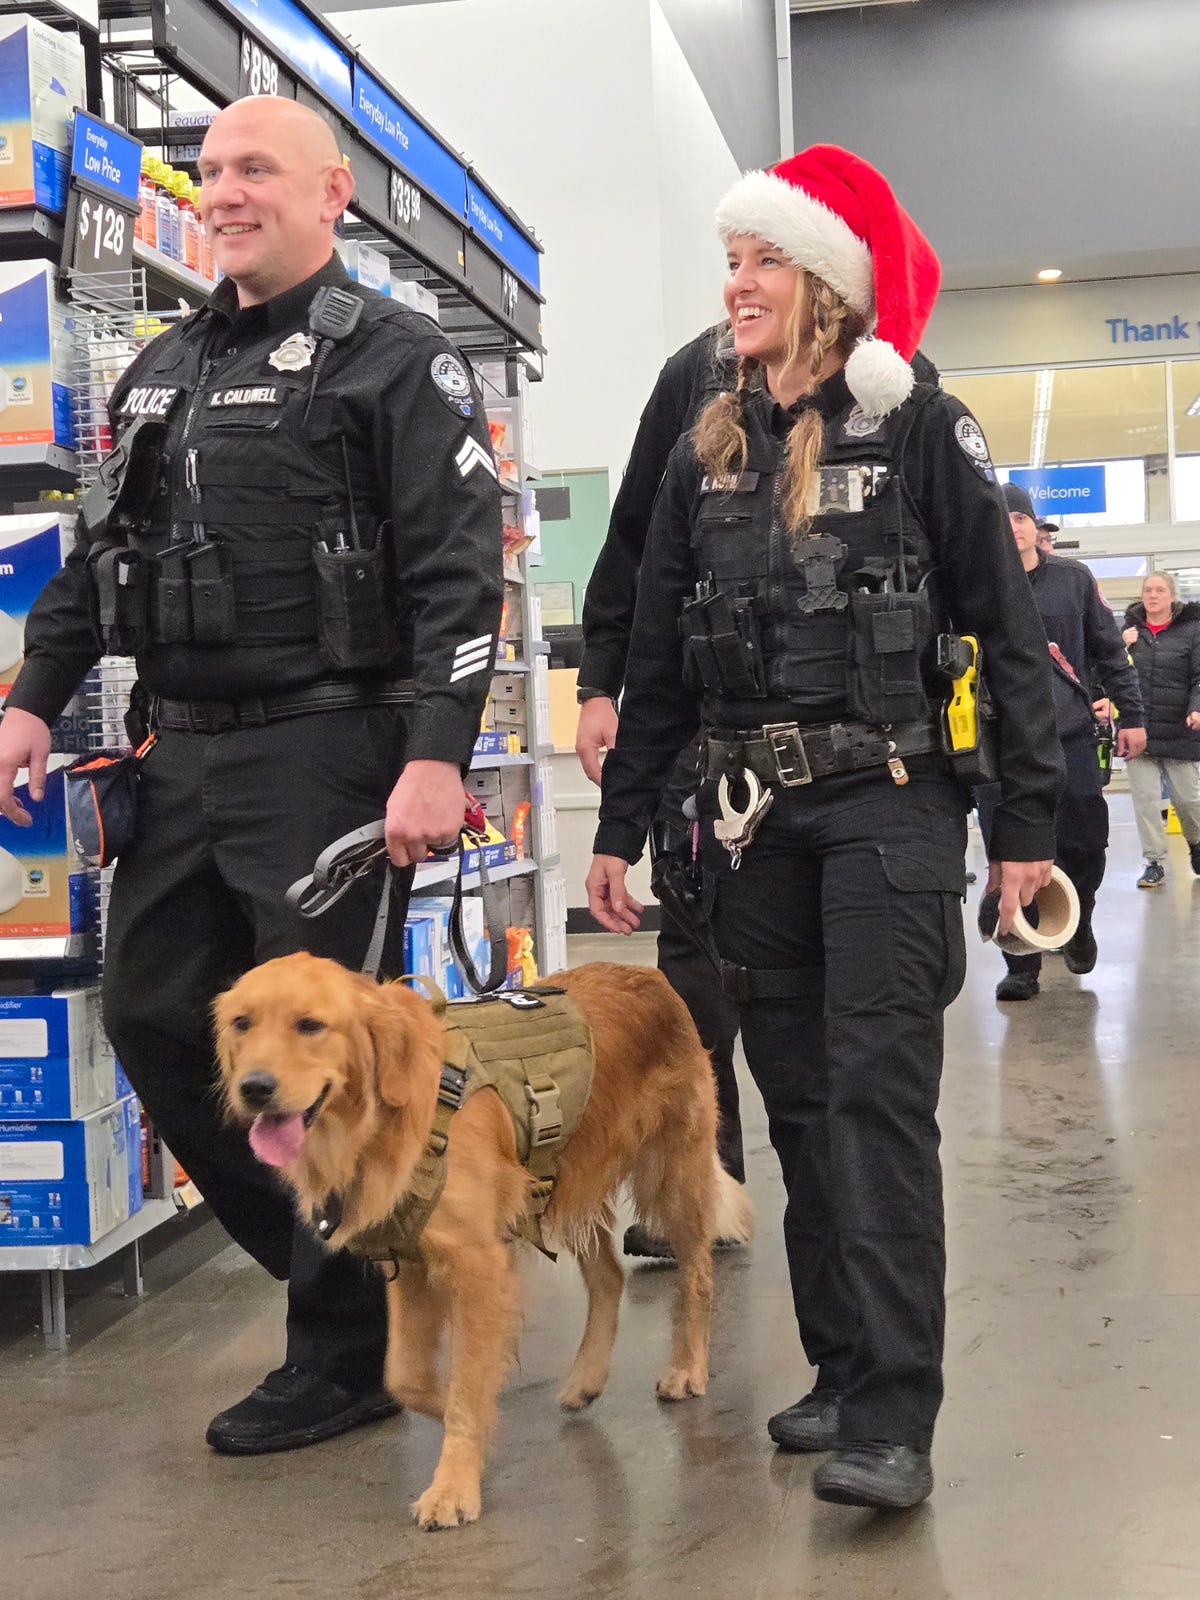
[268,332,318,372]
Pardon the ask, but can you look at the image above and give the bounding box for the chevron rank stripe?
[450,633,495,683]
[455,437,499,481]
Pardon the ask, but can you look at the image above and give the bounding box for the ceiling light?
[790,1,919,11]
[1029,369,1054,470]
[1037,268,1063,282]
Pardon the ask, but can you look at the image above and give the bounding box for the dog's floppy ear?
[362,981,441,1109]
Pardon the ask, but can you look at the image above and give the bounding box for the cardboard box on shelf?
[489,674,527,704]
[0,984,127,1119]
[483,700,524,732]
[0,16,85,213]
[0,1093,143,1244]
[0,512,74,700]
[0,757,97,939]
[0,260,75,450]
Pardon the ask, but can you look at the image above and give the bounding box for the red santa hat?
[715,144,941,416]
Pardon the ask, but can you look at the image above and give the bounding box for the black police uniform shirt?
[1025,549,1144,745]
[594,366,1064,867]
[8,255,504,771]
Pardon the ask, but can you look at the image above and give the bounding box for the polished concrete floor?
[5,799,1200,1599]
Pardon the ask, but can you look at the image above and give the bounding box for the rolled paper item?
[976,865,1081,957]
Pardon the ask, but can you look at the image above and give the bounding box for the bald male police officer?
[0,97,504,1452]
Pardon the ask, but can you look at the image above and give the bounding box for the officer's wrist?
[576,685,616,706]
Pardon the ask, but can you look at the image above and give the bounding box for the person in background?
[981,483,1145,1000]
[1121,572,1200,887]
[587,144,1061,1509]
[576,324,747,1257]
[0,97,503,1455]
[1036,515,1058,555]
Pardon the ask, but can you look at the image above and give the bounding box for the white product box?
[0,984,130,1118]
[0,755,96,940]
[0,1093,142,1244]
[0,511,75,699]
[0,16,85,213]
[0,259,75,449]
[391,278,439,324]
[340,240,391,295]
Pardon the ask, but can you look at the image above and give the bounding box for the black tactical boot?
[767,1390,840,1452]
[812,1442,934,1508]
[206,1364,400,1454]
[1062,920,1098,975]
[996,972,1039,1001]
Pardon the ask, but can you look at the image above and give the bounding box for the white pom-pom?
[844,338,914,417]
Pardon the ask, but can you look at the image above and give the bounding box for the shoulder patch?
[953,414,996,481]
[430,352,474,418]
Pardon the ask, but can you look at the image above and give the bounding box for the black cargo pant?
[656,741,744,1182]
[702,764,967,1450]
[103,704,410,1395]
[976,730,1106,982]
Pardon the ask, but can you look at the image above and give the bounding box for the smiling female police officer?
[0,98,503,1456]
[587,146,1063,1509]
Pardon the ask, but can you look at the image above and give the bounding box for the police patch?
[954,414,996,480]
[118,385,179,419]
[430,352,474,418]
[842,405,885,440]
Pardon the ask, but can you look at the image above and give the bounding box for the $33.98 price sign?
[70,192,135,276]
[389,170,423,232]
[241,36,281,97]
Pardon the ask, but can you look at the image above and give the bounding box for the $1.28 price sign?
[70,192,135,277]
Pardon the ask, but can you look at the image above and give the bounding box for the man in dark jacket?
[1121,572,1200,886]
[982,483,1146,999]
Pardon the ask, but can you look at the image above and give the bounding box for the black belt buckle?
[762,722,812,787]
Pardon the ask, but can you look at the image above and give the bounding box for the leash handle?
[448,839,509,994]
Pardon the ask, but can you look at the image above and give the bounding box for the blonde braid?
[692,356,758,479]
[781,276,855,536]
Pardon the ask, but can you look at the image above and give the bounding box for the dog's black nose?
[239,1071,278,1110]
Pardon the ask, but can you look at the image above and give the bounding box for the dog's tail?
[713,1155,755,1245]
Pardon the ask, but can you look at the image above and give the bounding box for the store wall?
[790,0,1200,290]
[337,0,739,498]
[656,0,781,170]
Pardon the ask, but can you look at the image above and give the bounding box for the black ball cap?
[1001,481,1037,521]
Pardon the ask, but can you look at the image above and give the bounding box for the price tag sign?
[240,33,282,98]
[61,111,141,280]
[389,169,424,235]
[71,193,135,276]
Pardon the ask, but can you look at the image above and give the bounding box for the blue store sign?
[1007,465,1107,516]
[70,112,141,205]
[352,66,466,219]
[466,178,541,293]
[222,0,353,110]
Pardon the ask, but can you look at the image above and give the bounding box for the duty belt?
[154,677,415,733]
[704,717,941,788]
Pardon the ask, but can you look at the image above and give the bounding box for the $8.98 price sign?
[240,36,281,97]
[72,193,134,276]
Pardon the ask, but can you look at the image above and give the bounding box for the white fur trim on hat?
[716,169,874,317]
[844,338,914,416]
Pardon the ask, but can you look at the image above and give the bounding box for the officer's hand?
[1117,725,1147,759]
[586,854,644,935]
[1122,626,1138,647]
[575,698,618,787]
[1091,697,1112,721]
[1188,711,1200,732]
[986,858,1053,939]
[384,760,466,868]
[0,708,52,827]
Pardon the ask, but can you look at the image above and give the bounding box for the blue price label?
[70,112,141,206]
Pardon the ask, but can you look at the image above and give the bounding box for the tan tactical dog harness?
[312,985,594,1266]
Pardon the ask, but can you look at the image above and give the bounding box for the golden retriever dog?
[215,953,752,1530]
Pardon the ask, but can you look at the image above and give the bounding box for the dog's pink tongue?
[249,1113,306,1167]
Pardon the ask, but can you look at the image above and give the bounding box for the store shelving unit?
[0,0,560,1339]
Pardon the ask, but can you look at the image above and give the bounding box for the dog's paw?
[411,1482,482,1531]
[655,1366,707,1402]
[557,1379,602,1412]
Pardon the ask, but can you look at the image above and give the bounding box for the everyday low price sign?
[62,112,141,279]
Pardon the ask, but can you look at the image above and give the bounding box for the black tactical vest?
[683,382,939,725]
[99,293,409,677]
